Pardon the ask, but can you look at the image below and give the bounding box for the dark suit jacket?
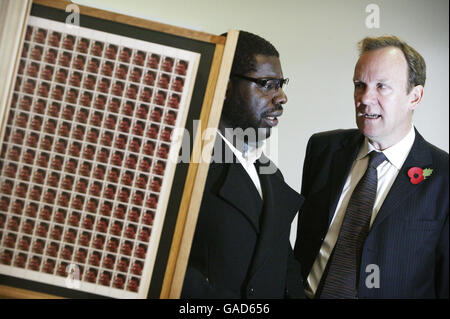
[295,128,449,298]
[182,137,305,299]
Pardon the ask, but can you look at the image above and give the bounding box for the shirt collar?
[356,126,416,170]
[217,130,266,165]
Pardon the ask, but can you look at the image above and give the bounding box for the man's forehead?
[358,46,405,65]
[354,47,407,79]
[250,54,282,77]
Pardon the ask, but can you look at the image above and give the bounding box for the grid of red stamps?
[0,17,197,298]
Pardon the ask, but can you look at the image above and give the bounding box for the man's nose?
[359,87,377,106]
[274,87,288,105]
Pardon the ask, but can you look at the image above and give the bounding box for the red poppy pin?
[407,167,433,185]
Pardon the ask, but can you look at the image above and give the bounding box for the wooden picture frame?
[0,0,238,299]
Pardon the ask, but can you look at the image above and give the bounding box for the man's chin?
[357,120,378,137]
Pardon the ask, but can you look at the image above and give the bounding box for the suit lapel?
[371,129,433,229]
[218,162,263,233]
[215,136,263,233]
[248,157,304,278]
[327,132,364,225]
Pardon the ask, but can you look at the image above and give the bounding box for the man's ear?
[408,85,424,111]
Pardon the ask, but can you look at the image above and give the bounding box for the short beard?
[221,93,256,127]
[219,96,270,143]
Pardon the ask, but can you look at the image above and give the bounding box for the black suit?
[295,128,449,298]
[182,137,304,298]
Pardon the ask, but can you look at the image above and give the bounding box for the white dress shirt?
[217,131,266,200]
[305,126,416,298]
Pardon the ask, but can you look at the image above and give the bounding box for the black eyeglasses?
[231,73,289,91]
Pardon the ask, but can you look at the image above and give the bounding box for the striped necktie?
[319,151,387,299]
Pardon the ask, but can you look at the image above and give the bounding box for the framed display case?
[0,0,238,299]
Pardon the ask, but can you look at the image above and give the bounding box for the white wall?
[76,0,449,245]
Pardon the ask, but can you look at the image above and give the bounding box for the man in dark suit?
[181,31,304,298]
[295,35,449,299]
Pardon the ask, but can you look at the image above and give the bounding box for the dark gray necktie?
[320,151,387,299]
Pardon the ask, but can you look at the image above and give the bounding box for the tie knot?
[368,151,387,169]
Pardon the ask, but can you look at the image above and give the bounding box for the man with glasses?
[182,31,305,298]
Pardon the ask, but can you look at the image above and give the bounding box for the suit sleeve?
[294,134,315,278]
[436,213,449,298]
[301,134,315,197]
